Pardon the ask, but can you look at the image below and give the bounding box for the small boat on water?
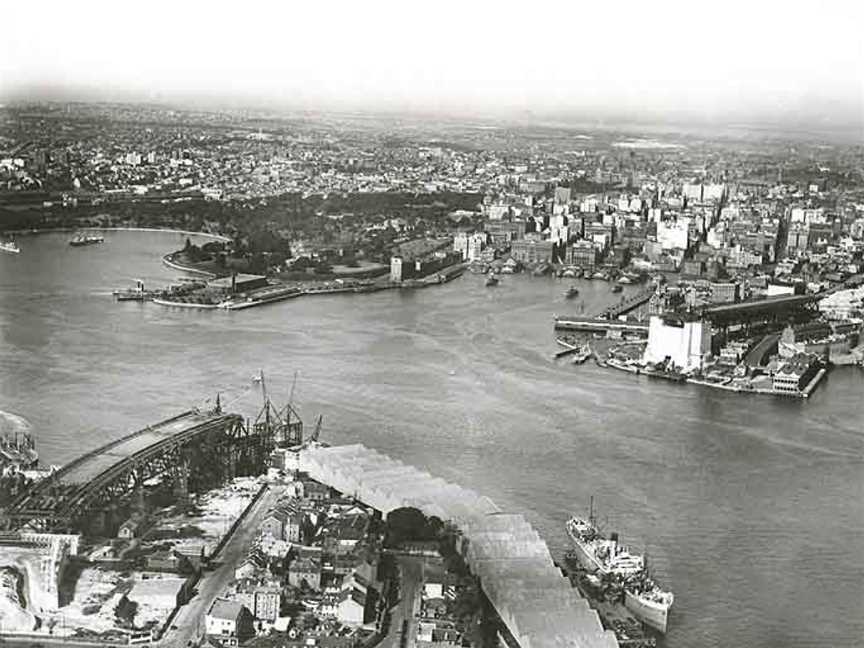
[565,285,579,299]
[0,238,20,254]
[113,279,151,301]
[571,344,592,364]
[69,232,104,246]
[485,275,499,287]
[611,284,623,293]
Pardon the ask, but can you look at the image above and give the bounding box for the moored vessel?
[624,576,674,634]
[565,499,674,634]
[0,238,20,254]
[565,502,644,577]
[571,344,592,364]
[69,232,105,246]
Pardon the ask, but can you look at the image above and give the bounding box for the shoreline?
[161,253,220,278]
[8,226,231,243]
[600,355,829,399]
[147,263,467,310]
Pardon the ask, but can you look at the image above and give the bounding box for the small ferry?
[113,279,152,302]
[69,232,105,246]
[0,238,21,254]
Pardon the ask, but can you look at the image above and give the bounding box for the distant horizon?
[3,0,862,140]
[2,88,862,143]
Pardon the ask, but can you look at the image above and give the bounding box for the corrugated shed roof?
[299,444,618,648]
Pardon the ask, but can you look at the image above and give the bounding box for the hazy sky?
[3,0,863,126]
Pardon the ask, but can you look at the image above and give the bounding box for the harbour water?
[1,231,863,647]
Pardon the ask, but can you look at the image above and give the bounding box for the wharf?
[152,297,219,309]
[555,337,581,358]
[298,444,618,648]
[554,317,649,335]
[557,554,656,648]
[605,359,829,399]
[221,286,302,310]
[595,289,655,320]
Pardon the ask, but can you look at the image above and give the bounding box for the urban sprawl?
[2,102,864,648]
[3,103,863,396]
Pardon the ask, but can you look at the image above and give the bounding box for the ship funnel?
[609,531,619,544]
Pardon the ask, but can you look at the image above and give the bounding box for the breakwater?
[298,443,618,648]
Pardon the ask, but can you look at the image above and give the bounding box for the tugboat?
[485,275,499,287]
[69,232,105,246]
[565,285,579,299]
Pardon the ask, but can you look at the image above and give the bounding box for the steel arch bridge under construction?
[2,401,296,533]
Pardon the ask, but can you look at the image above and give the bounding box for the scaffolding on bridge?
[2,398,281,534]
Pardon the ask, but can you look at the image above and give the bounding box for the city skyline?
[3,0,863,132]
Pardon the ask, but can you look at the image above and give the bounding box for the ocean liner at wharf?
[565,499,674,634]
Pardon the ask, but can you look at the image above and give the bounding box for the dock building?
[642,314,712,372]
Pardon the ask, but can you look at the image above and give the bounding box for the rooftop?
[209,598,247,621]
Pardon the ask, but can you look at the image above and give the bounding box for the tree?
[384,507,429,546]
[384,507,445,547]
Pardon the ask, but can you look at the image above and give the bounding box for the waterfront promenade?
[298,444,618,648]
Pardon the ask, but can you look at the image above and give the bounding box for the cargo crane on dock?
[310,414,323,443]
[251,370,304,448]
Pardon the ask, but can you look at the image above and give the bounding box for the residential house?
[288,556,322,590]
[302,480,331,502]
[261,509,290,540]
[117,519,140,540]
[145,549,191,573]
[336,562,381,627]
[205,599,255,645]
[234,552,267,580]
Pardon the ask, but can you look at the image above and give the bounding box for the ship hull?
[624,590,670,634]
[565,535,608,575]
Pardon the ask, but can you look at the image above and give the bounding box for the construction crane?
[249,369,305,447]
[288,370,298,410]
[253,369,268,406]
[310,415,323,443]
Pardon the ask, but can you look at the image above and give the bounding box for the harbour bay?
[1,231,863,647]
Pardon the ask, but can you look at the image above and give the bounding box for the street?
[378,555,425,648]
[158,482,284,648]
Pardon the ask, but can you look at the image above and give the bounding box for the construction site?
[0,372,313,644]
